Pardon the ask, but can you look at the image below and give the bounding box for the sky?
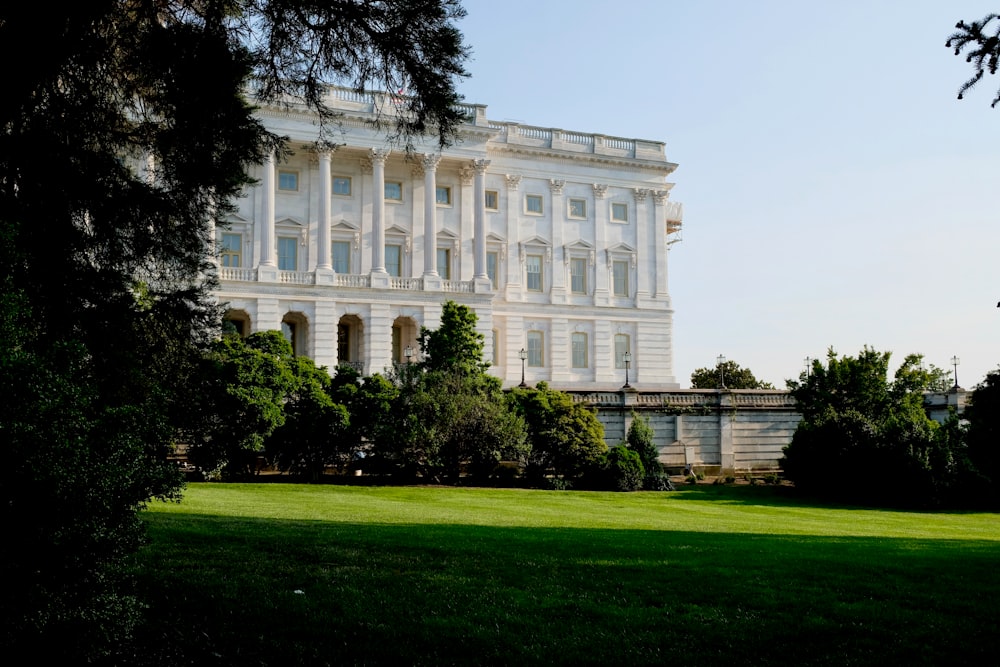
[453,0,1000,389]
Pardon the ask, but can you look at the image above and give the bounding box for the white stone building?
[216,88,684,390]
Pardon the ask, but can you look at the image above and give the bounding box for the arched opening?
[391,316,419,364]
[337,314,364,374]
[223,309,251,337]
[281,311,309,357]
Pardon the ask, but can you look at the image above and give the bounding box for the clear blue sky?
[455,0,1000,389]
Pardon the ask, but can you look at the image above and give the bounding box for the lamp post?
[622,351,632,389]
[717,354,726,389]
[804,356,812,379]
[951,355,960,389]
[518,348,528,388]
[404,345,414,365]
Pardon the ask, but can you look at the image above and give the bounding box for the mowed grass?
[133,483,1000,666]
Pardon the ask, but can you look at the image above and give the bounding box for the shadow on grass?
[127,511,1000,667]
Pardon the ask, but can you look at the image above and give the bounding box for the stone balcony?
[218,266,485,294]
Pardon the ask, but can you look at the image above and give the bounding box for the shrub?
[605,446,645,491]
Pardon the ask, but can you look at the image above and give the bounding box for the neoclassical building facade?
[216,88,684,390]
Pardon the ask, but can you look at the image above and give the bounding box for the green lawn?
[132,483,1000,666]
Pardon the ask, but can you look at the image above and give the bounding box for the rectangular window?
[332,241,351,274]
[278,170,298,191]
[486,251,498,288]
[436,247,451,279]
[435,185,452,205]
[526,254,543,292]
[485,190,499,211]
[525,194,543,215]
[527,331,544,367]
[385,244,402,277]
[570,257,587,294]
[333,176,352,196]
[611,202,629,222]
[612,260,629,297]
[615,334,630,369]
[571,333,588,369]
[385,181,403,201]
[278,236,298,271]
[568,198,587,219]
[220,232,242,267]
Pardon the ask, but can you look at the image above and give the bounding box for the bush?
[605,446,645,491]
[642,471,675,491]
[626,412,661,474]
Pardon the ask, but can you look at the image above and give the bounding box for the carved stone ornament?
[631,252,637,268]
[549,179,565,195]
[633,188,648,203]
[359,157,373,174]
[506,174,522,191]
[592,183,608,199]
[370,148,390,164]
[353,232,360,250]
[472,158,490,174]
[459,166,474,186]
[545,247,552,263]
[422,153,441,171]
[652,190,669,205]
[588,250,595,265]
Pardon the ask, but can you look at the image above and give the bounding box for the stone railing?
[442,279,473,293]
[335,273,371,288]
[279,270,313,285]
[218,266,257,282]
[390,277,422,290]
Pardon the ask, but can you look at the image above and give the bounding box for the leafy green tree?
[964,370,1000,504]
[188,331,296,478]
[418,300,489,375]
[267,356,351,481]
[604,446,646,492]
[782,348,967,507]
[510,382,608,483]
[690,360,775,389]
[947,13,1000,107]
[392,371,528,483]
[625,412,673,490]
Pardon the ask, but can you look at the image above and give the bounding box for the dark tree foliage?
[187,331,296,478]
[267,356,351,481]
[782,348,970,507]
[509,382,608,483]
[603,446,646,492]
[964,370,1000,505]
[0,1,468,659]
[690,360,774,389]
[418,300,489,375]
[947,13,1000,107]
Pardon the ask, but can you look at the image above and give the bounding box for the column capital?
[370,148,390,164]
[549,179,565,195]
[633,188,648,203]
[592,183,608,199]
[472,158,491,174]
[505,173,521,191]
[421,153,441,171]
[652,189,670,205]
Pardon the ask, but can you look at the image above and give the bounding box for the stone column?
[422,154,440,277]
[260,152,277,268]
[317,149,333,271]
[505,174,522,294]
[549,179,566,301]
[634,188,650,301]
[370,148,390,274]
[592,184,608,303]
[652,190,670,298]
[473,159,490,280]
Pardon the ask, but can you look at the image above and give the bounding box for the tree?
[266,356,351,481]
[690,360,774,389]
[964,370,1000,505]
[0,1,469,658]
[418,300,489,375]
[947,14,1000,107]
[510,382,608,483]
[782,348,967,507]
